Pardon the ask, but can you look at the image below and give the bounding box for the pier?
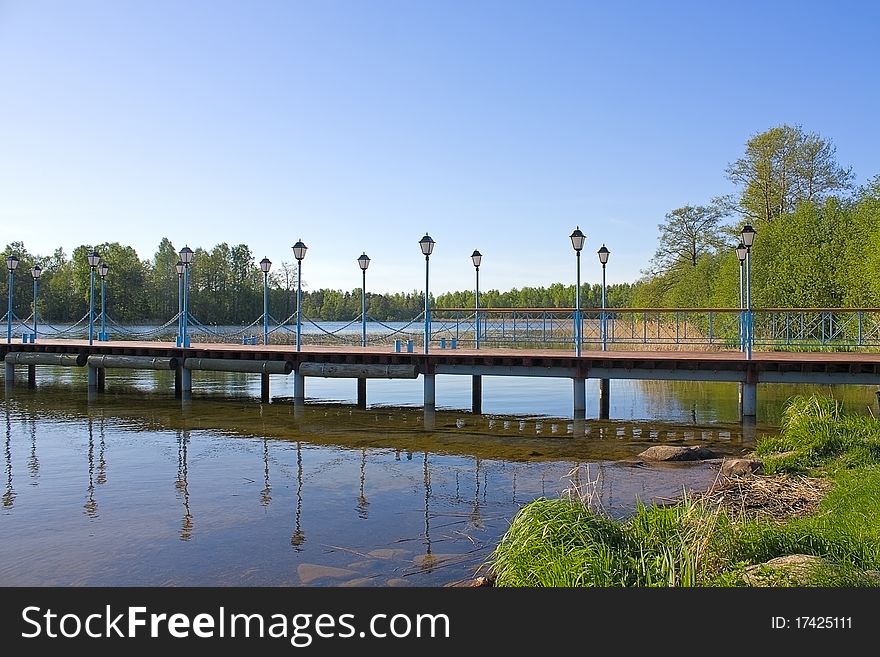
[5,337,880,421]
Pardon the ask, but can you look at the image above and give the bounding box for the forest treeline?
[3,124,877,324]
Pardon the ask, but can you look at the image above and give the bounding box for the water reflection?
[28,413,39,481]
[84,418,98,518]
[356,448,369,519]
[261,438,272,508]
[290,442,305,550]
[5,367,875,587]
[422,451,432,563]
[3,405,14,508]
[176,429,193,541]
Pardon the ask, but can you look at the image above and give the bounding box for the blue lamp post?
[31,264,41,342]
[471,250,482,349]
[179,245,194,348]
[176,261,185,345]
[87,249,100,345]
[419,234,435,354]
[569,227,585,356]
[735,242,747,352]
[260,257,272,345]
[741,224,756,359]
[292,240,307,352]
[358,253,370,347]
[98,262,109,341]
[6,254,18,344]
[597,244,610,351]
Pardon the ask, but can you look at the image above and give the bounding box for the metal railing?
[9,307,880,352]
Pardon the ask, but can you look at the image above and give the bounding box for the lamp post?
[292,240,307,352]
[357,253,370,347]
[741,224,757,359]
[419,234,435,354]
[260,257,272,345]
[179,245,194,348]
[6,254,18,344]
[597,244,610,351]
[87,249,100,345]
[735,242,747,353]
[569,227,585,356]
[176,261,185,345]
[31,264,41,342]
[98,262,109,341]
[471,250,482,349]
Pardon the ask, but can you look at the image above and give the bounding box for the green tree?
[149,238,181,321]
[724,124,854,223]
[646,203,729,276]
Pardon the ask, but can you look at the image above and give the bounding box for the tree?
[149,238,180,321]
[724,124,854,223]
[646,203,728,276]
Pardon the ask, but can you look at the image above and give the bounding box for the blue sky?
[1,0,878,294]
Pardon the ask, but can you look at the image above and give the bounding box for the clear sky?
[1,0,878,295]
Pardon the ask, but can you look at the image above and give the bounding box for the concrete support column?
[739,382,757,419]
[261,372,270,403]
[5,362,14,388]
[423,373,435,409]
[294,370,305,405]
[356,377,367,409]
[573,377,586,419]
[741,416,757,447]
[471,374,482,415]
[87,365,98,389]
[423,407,435,430]
[97,367,106,392]
[27,364,36,388]
[181,366,192,401]
[598,378,610,420]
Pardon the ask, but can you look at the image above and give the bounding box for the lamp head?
[292,240,308,261]
[569,226,585,252]
[419,233,435,257]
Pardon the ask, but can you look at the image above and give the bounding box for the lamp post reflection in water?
[470,457,483,528]
[96,413,107,485]
[28,413,40,480]
[3,406,14,508]
[357,448,369,519]
[84,418,98,518]
[291,442,305,550]
[422,451,433,565]
[176,430,193,541]
[261,438,272,507]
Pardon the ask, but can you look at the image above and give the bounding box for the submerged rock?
[297,563,357,584]
[637,445,718,461]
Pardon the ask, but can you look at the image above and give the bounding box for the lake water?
[2,363,878,587]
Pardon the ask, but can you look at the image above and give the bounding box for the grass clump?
[486,393,880,587]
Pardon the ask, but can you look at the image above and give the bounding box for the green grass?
[486,393,880,587]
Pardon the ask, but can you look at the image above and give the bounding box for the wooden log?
[298,363,419,379]
[183,357,294,375]
[5,351,88,367]
[87,355,180,370]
